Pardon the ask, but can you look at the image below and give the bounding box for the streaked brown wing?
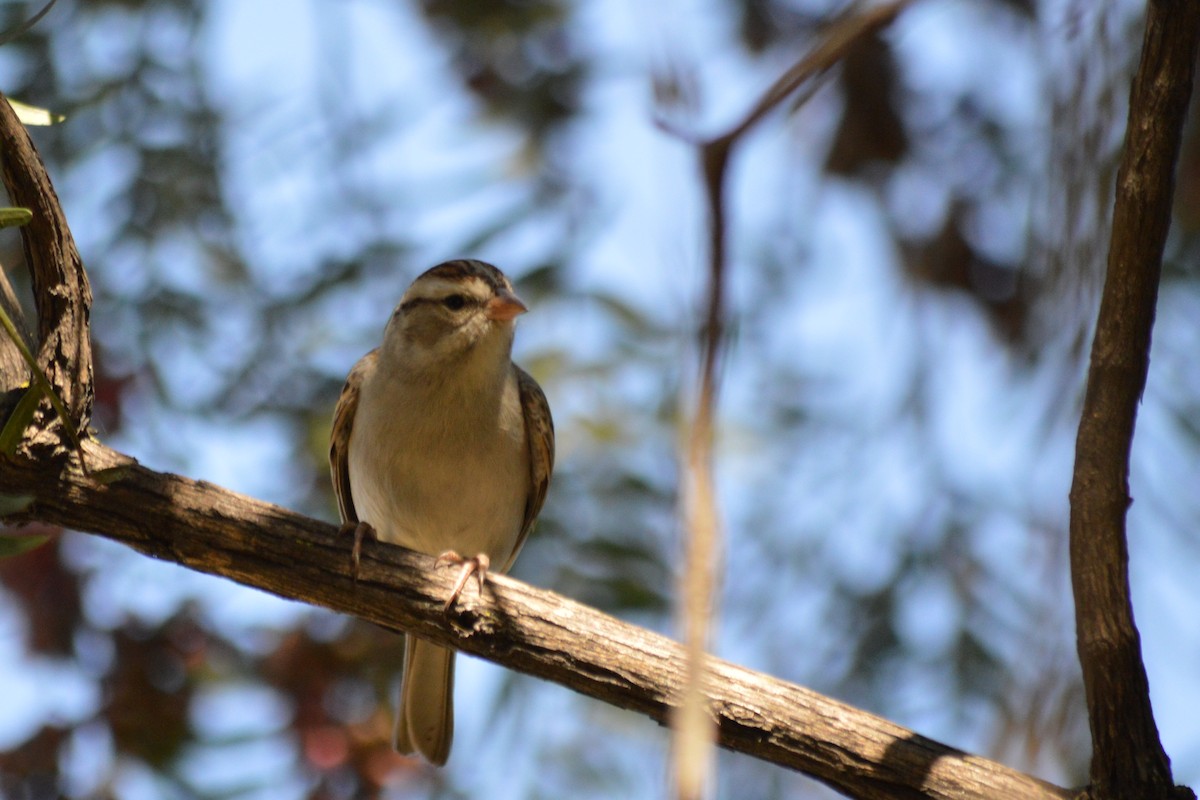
[329,349,378,524]
[505,364,554,571]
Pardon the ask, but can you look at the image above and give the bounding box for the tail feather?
[394,637,455,765]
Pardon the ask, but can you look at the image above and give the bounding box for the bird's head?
[383,259,528,376]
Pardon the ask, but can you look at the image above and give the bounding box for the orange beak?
[485,291,528,322]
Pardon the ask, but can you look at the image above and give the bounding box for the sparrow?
[329,259,554,765]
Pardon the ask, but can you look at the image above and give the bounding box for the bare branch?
[0,442,1073,800]
[0,92,93,443]
[1068,1,1200,798]
[673,5,913,795]
[720,0,912,146]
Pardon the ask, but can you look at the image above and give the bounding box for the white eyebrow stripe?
[401,277,489,303]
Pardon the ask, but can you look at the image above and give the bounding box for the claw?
[436,551,491,614]
[338,521,376,579]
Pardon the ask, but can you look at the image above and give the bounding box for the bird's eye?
[442,294,468,311]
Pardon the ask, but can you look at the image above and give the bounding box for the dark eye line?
[395,293,480,317]
[396,298,425,315]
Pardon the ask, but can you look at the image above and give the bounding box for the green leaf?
[0,207,32,228]
[9,99,64,126]
[0,494,34,516]
[0,380,43,454]
[0,302,89,471]
[0,531,48,558]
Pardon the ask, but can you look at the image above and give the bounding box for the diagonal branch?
[0,441,1073,800]
[1067,1,1200,798]
[0,72,1070,790]
[0,19,1143,797]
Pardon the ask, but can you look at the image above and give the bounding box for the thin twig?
[0,0,58,48]
[717,0,913,146]
[672,4,913,797]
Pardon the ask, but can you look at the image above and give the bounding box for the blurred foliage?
[0,0,1198,798]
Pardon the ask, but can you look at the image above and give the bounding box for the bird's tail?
[394,637,455,766]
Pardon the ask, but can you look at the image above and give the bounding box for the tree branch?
[0,442,1072,800]
[673,6,914,791]
[1068,1,1200,798]
[0,36,1097,800]
[0,91,93,442]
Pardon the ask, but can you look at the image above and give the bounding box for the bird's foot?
[436,551,491,614]
[338,520,377,579]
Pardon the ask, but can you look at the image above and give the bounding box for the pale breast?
[347,365,531,569]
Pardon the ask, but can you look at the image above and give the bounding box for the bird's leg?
[436,551,491,614]
[338,520,377,579]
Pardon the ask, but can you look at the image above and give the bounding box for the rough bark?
[0,441,1072,800]
[0,92,92,441]
[0,58,1073,800]
[0,0,1194,787]
[1067,1,1200,798]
